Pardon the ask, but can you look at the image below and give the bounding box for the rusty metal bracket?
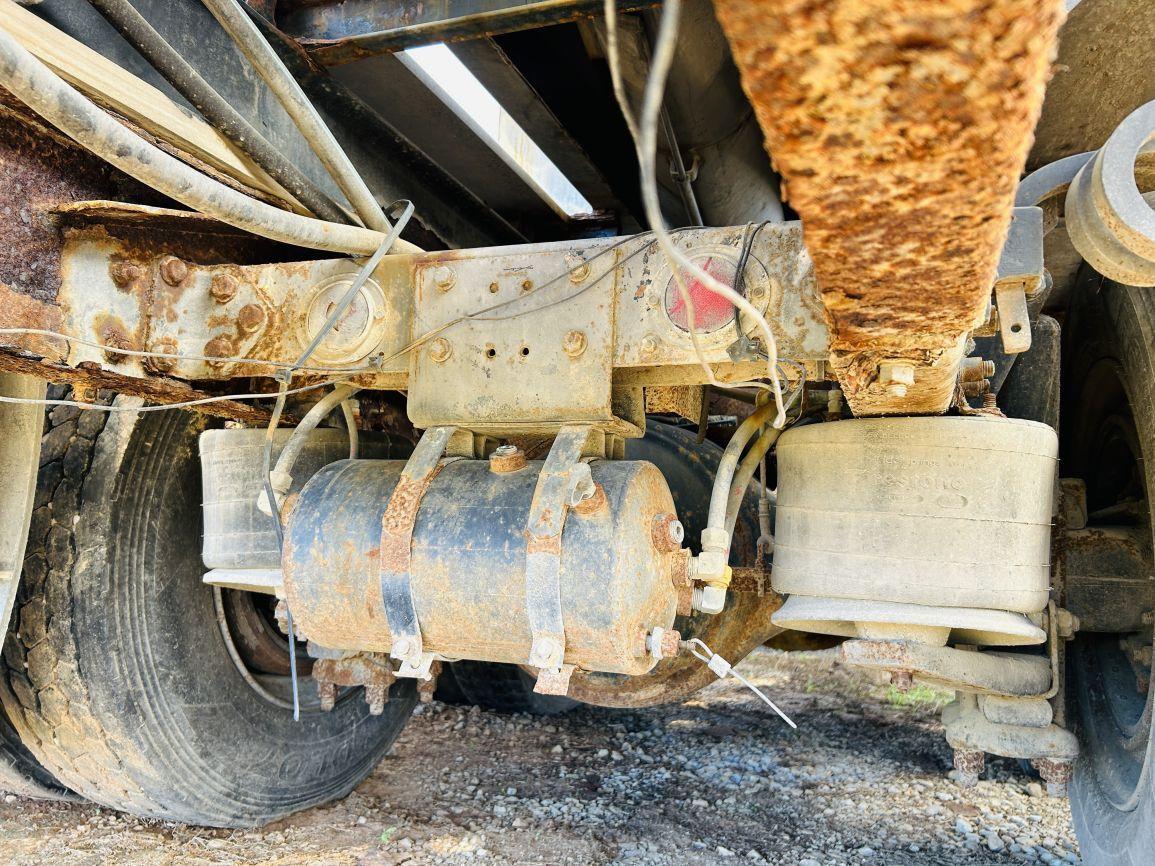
[379,424,457,679]
[524,424,595,693]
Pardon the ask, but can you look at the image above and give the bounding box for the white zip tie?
[686,638,797,729]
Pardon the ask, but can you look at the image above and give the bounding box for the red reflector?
[663,256,737,333]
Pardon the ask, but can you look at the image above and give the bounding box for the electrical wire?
[604,0,790,427]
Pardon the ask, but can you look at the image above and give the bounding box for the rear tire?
[0,400,415,827]
[447,660,578,715]
[1063,271,1155,864]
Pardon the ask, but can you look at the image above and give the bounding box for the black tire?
[447,660,578,715]
[0,701,71,800]
[1063,271,1155,864]
[0,399,415,827]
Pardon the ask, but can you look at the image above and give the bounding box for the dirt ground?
[0,649,1080,865]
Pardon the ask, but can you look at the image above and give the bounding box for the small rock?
[1026,782,1045,798]
[716,846,735,857]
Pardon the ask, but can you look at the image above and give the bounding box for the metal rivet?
[428,337,452,363]
[565,254,591,283]
[640,334,660,356]
[521,278,534,292]
[210,273,239,304]
[204,335,236,367]
[159,255,189,286]
[562,329,587,358]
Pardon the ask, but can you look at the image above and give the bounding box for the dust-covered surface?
[0,649,1080,865]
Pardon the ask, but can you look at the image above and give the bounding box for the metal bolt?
[159,255,189,286]
[142,337,178,374]
[364,683,388,715]
[749,283,767,301]
[203,336,236,367]
[530,637,561,668]
[1141,610,1154,626]
[521,278,534,292]
[108,260,142,288]
[878,361,915,398]
[640,334,660,356]
[237,303,266,334]
[890,670,913,692]
[646,626,683,660]
[428,337,453,363]
[489,444,527,473]
[562,329,588,358]
[418,662,441,703]
[953,749,984,788]
[392,637,413,658]
[565,253,591,283]
[1032,758,1072,797]
[318,681,337,712]
[982,392,998,410]
[432,265,455,291]
[210,273,239,304]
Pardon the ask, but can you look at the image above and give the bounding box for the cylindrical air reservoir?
[283,458,683,675]
[771,416,1058,646]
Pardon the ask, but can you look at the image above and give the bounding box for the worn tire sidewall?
[1065,275,1155,865]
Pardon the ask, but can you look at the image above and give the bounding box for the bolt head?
[210,273,239,303]
[562,329,588,358]
[142,337,178,374]
[667,519,685,546]
[109,261,142,288]
[565,254,591,283]
[392,637,413,658]
[237,303,266,334]
[428,337,453,363]
[640,334,660,356]
[159,255,189,286]
[432,265,455,290]
[204,335,236,366]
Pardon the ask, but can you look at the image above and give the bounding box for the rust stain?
[711,0,1065,415]
[379,465,446,572]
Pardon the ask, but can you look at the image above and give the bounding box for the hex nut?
[204,335,236,367]
[489,444,527,473]
[159,255,189,286]
[142,337,178,374]
[428,337,453,364]
[562,329,588,358]
[237,303,266,334]
[210,273,240,303]
[109,260,142,288]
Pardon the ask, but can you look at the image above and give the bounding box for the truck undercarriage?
[0,0,1153,860]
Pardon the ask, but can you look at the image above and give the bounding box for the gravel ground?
[0,648,1080,865]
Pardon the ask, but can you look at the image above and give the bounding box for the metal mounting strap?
[379,425,456,679]
[524,424,595,691]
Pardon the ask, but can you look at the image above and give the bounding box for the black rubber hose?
[86,0,351,225]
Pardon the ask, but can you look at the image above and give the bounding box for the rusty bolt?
[960,357,996,382]
[953,749,984,789]
[963,378,991,397]
[572,482,607,515]
[489,444,527,473]
[392,637,414,659]
[646,626,682,660]
[640,334,660,356]
[158,255,189,286]
[142,337,178,374]
[428,337,453,364]
[237,303,266,334]
[418,662,441,703]
[210,273,239,304]
[108,260,142,289]
[432,265,455,291]
[1141,610,1154,626]
[318,681,338,712]
[204,335,237,367]
[890,670,913,692]
[652,513,684,552]
[562,329,588,358]
[1032,758,1072,797]
[982,393,998,410]
[365,683,388,715]
[565,253,591,283]
[521,278,534,292]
